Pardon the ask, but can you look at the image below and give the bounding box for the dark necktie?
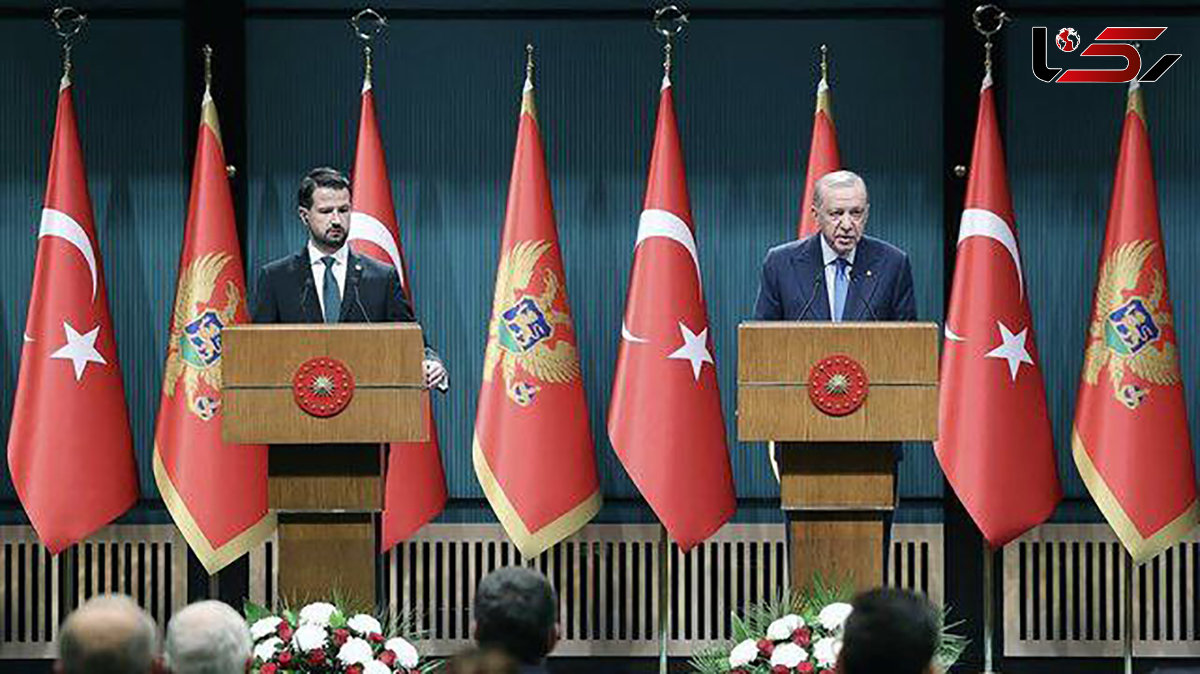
[321,256,341,323]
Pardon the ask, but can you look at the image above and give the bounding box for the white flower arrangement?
[766,614,805,641]
[298,601,338,627]
[348,613,384,636]
[816,602,854,631]
[337,637,375,665]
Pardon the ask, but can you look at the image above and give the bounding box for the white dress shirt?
[308,240,349,319]
[819,234,857,321]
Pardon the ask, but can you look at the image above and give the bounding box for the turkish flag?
[797,68,840,238]
[1072,82,1197,563]
[473,75,601,557]
[7,75,138,553]
[935,75,1061,548]
[608,75,736,551]
[152,86,273,573]
[348,76,447,549]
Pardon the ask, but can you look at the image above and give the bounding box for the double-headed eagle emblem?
[1082,240,1179,409]
[163,252,241,421]
[483,240,579,406]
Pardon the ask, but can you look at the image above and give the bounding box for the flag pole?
[1123,552,1134,674]
[648,10,687,673]
[982,542,997,674]
[350,7,387,85]
[50,6,86,81]
[968,8,1012,673]
[658,526,670,674]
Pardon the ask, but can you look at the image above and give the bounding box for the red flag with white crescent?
[7,73,138,552]
[936,75,1061,547]
[797,68,840,238]
[1072,82,1198,563]
[152,85,274,573]
[348,75,448,548]
[608,75,736,551]
[473,73,601,557]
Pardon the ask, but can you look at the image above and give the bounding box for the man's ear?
[546,624,561,656]
[151,655,170,674]
[298,207,309,224]
[471,620,478,641]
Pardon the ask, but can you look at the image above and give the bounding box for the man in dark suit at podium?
[754,170,916,323]
[252,167,447,389]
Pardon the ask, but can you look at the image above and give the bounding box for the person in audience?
[473,567,559,673]
[164,600,253,674]
[838,587,939,674]
[55,594,160,674]
[444,647,519,674]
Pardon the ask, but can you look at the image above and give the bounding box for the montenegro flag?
[153,75,273,573]
[473,61,601,557]
[1072,81,1198,563]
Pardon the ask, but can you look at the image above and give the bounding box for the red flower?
[276,651,293,667]
[347,666,364,674]
[307,649,327,666]
[771,666,790,674]
[333,628,351,646]
[757,638,775,658]
[378,650,397,667]
[797,663,816,673]
[260,664,278,674]
[792,627,812,648]
[368,632,386,644]
[730,670,748,674]
[277,622,294,641]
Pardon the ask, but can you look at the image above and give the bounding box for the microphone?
[353,272,372,323]
[797,272,825,320]
[853,268,881,321]
[299,275,315,320]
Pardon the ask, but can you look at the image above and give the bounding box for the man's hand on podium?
[423,347,449,393]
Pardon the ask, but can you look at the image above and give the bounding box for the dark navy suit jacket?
[753,234,916,321]
[251,247,415,324]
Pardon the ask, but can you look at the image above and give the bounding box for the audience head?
[473,566,559,664]
[443,648,520,674]
[56,594,159,674]
[838,587,939,674]
[164,600,253,674]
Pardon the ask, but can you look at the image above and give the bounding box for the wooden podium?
[738,322,938,593]
[222,324,427,607]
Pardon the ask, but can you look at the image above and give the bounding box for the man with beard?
[252,166,446,389]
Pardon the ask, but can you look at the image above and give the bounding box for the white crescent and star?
[348,211,407,291]
[36,208,108,381]
[946,208,1035,379]
[619,208,715,379]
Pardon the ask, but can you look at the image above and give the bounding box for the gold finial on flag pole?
[203,44,213,92]
[525,43,535,84]
[972,4,1011,79]
[820,44,829,81]
[351,7,387,86]
[51,6,87,82]
[653,4,688,79]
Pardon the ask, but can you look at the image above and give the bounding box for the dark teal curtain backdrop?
[0,4,1197,532]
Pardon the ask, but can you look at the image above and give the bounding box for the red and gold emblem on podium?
[293,357,355,418]
[808,355,868,416]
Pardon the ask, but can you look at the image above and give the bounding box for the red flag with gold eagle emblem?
[1072,81,1198,563]
[473,67,601,557]
[152,81,273,573]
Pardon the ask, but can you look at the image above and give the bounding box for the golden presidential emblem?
[483,240,579,406]
[162,252,241,421]
[1082,240,1180,410]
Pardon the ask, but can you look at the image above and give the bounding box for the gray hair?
[58,594,158,674]
[813,170,868,209]
[165,601,253,674]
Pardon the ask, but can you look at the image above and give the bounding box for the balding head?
[56,594,159,674]
[165,601,252,674]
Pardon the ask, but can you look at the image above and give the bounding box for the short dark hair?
[840,588,939,674]
[298,167,351,209]
[474,567,557,664]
